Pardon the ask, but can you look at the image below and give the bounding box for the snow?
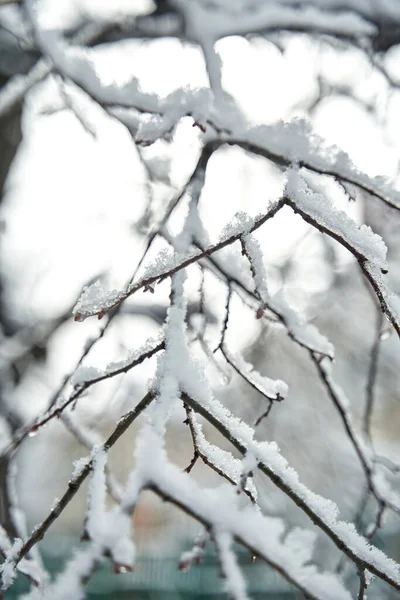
[268,292,334,357]
[241,120,400,211]
[21,546,101,600]
[71,205,271,319]
[133,427,353,600]
[3,2,400,599]
[222,347,288,400]
[86,448,107,541]
[179,530,207,571]
[188,411,258,500]
[173,0,376,41]
[214,531,249,600]
[0,58,52,119]
[241,234,270,302]
[240,231,334,357]
[363,262,400,335]
[0,527,46,590]
[175,359,400,586]
[85,448,135,568]
[71,365,104,388]
[72,456,91,479]
[285,169,388,271]
[73,280,125,321]
[0,5,33,46]
[0,537,23,588]
[372,469,400,512]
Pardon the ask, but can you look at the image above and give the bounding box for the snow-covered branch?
[73,201,284,320]
[1,391,154,589]
[284,170,400,339]
[181,391,400,592]
[3,2,400,599]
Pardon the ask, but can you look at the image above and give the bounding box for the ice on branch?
[73,280,125,321]
[285,169,388,271]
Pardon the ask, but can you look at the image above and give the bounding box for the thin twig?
[214,283,232,352]
[363,303,384,444]
[183,405,256,504]
[7,392,154,575]
[358,567,367,600]
[3,339,164,457]
[74,200,284,319]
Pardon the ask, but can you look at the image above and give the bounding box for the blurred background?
[1,0,400,598]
